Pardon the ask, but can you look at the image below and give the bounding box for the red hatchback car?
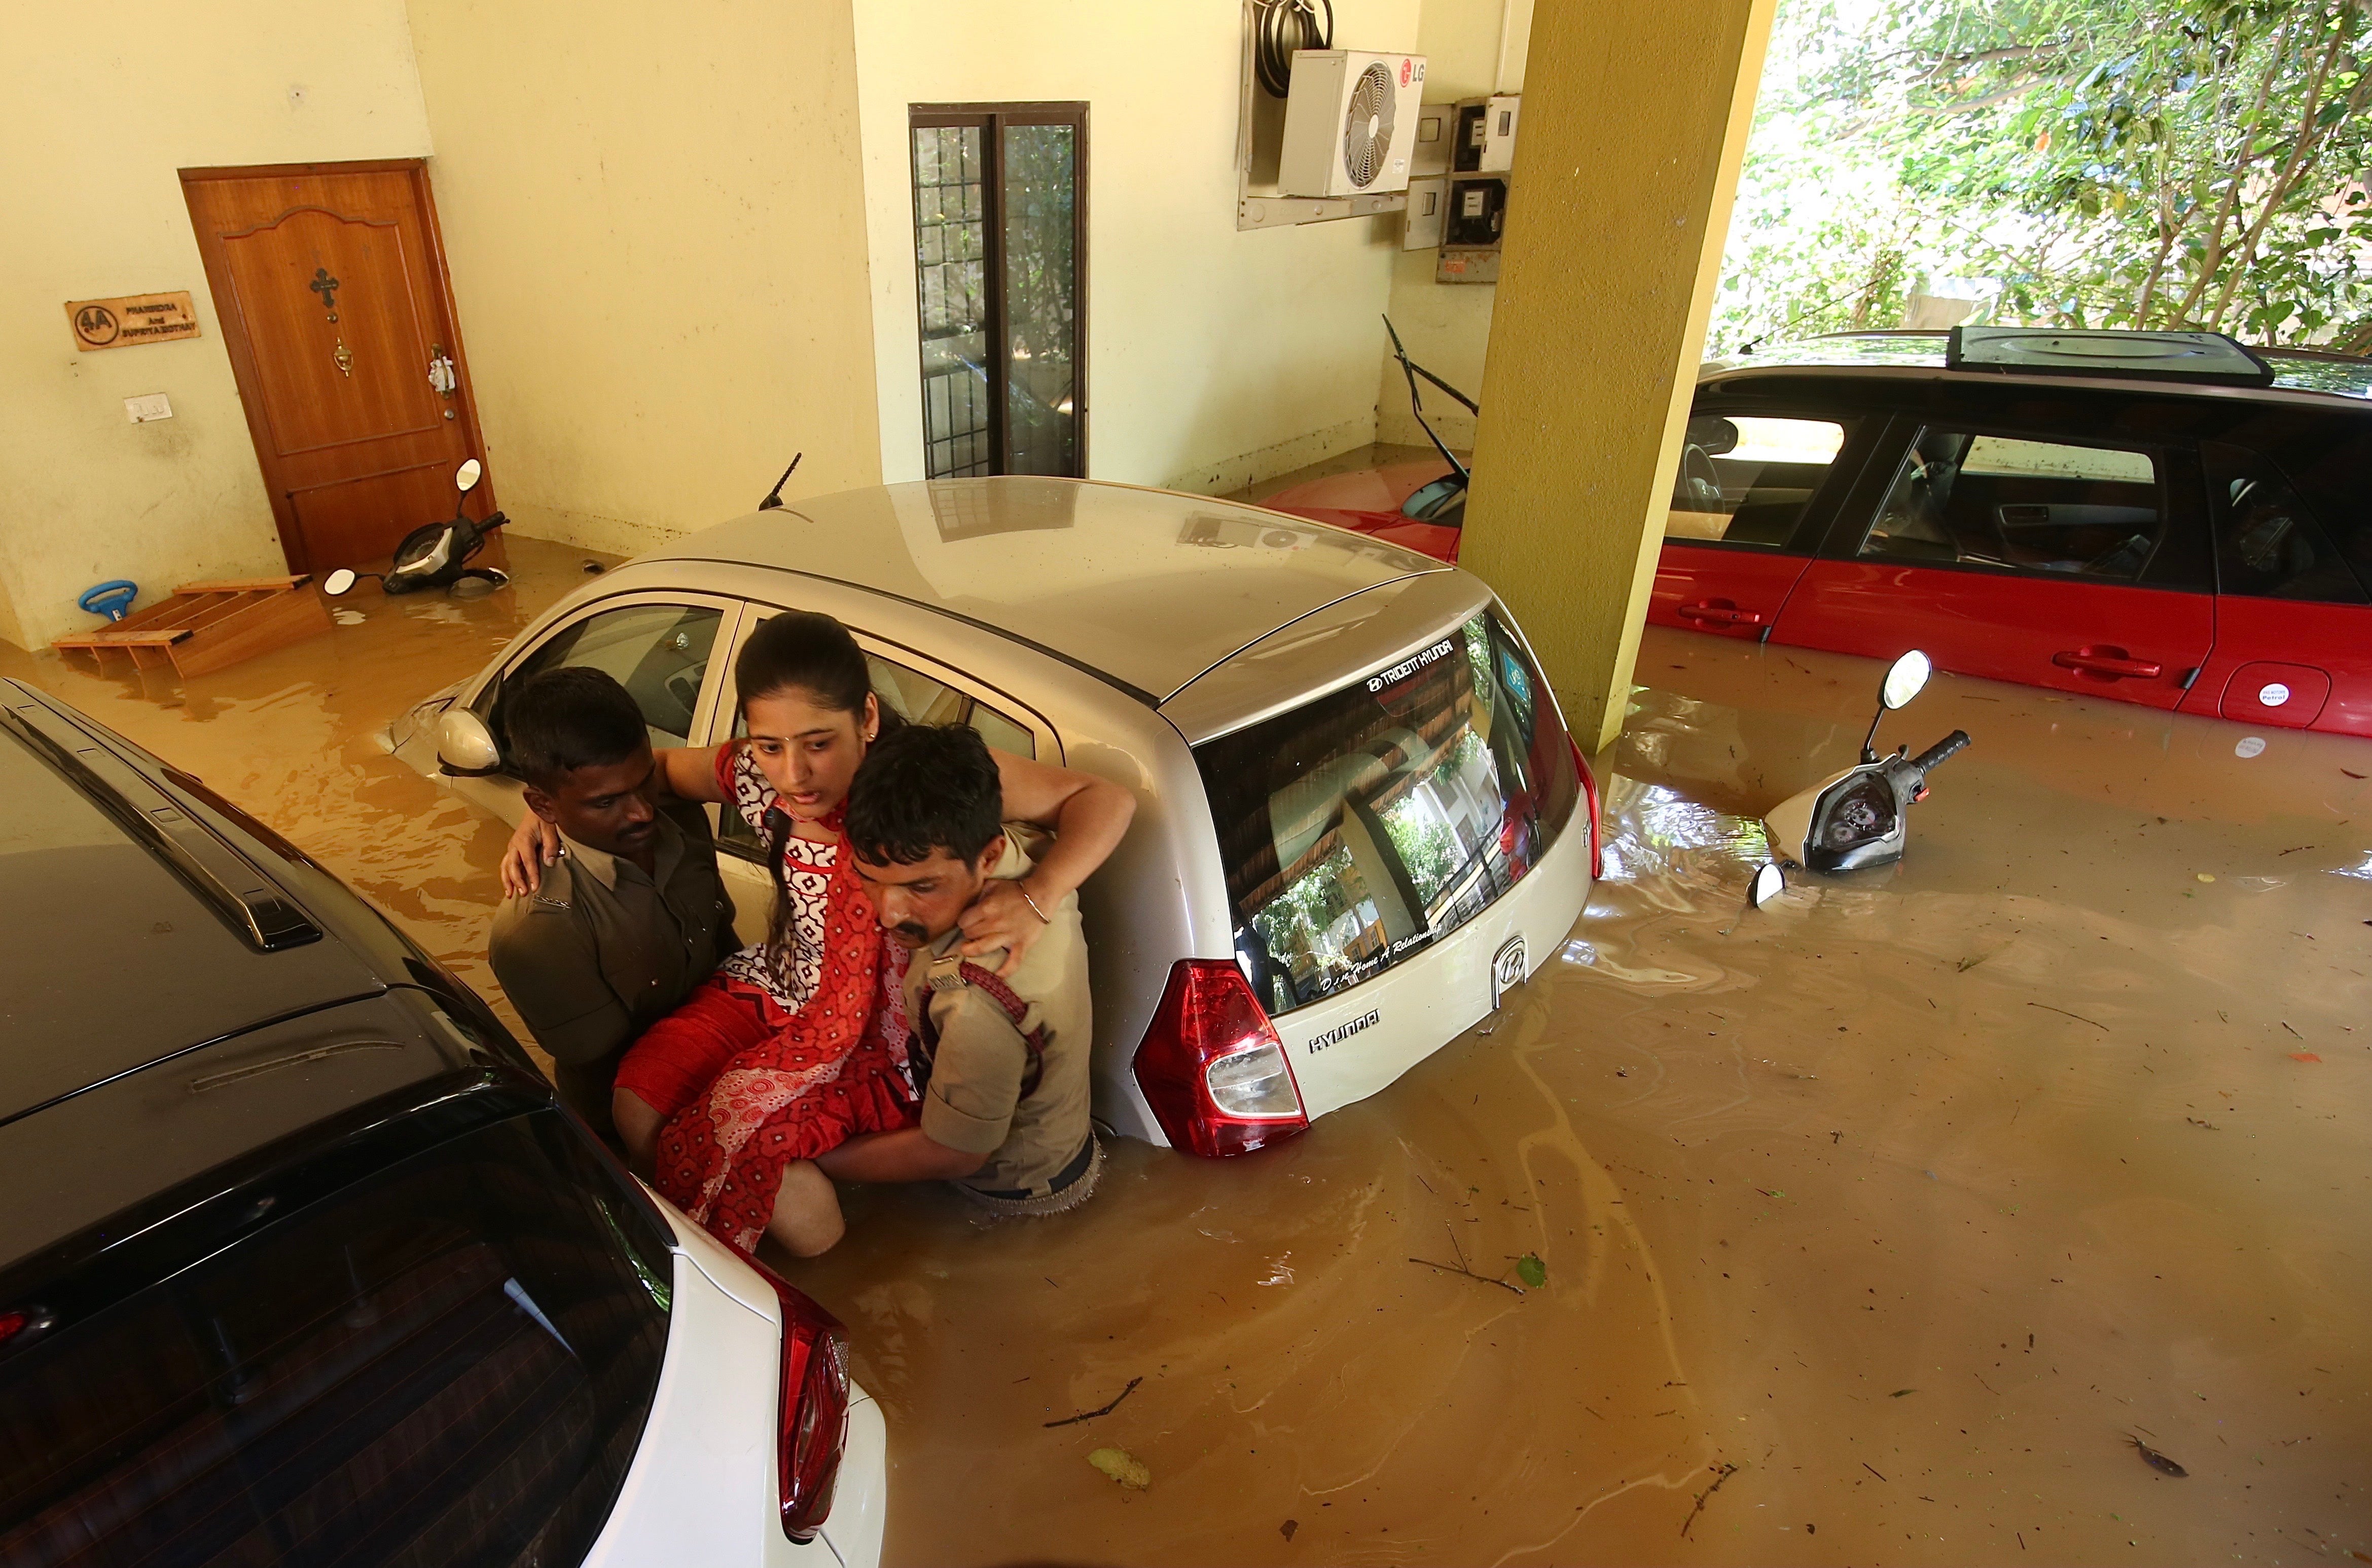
[1268,330,2372,738]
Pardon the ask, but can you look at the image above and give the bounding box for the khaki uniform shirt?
[488,801,736,1137]
[903,832,1094,1197]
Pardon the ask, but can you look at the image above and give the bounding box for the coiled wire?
[1253,0,1335,98]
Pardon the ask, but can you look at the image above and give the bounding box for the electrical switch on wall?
[124,393,173,423]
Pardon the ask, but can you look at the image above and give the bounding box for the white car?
[393,477,1600,1158]
[592,1200,884,1568]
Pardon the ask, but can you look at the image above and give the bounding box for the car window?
[1193,610,1579,1018]
[0,1111,669,1568]
[1858,427,2166,580]
[715,643,1037,859]
[1666,415,1852,548]
[2202,442,2370,604]
[489,601,723,755]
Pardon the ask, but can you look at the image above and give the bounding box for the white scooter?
[322,459,509,599]
[1763,649,1971,874]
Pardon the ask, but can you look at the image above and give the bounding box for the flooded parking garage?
[5,539,2365,1566]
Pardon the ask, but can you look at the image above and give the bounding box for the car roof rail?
[2,692,323,952]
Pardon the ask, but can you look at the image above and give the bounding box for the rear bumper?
[1276,811,1594,1121]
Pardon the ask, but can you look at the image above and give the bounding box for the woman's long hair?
[737,611,901,958]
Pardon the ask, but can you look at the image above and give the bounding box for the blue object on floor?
[78,581,139,622]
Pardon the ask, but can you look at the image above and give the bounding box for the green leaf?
[1516,1253,1548,1289]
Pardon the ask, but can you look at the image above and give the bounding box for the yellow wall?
[852,0,1420,493]
[0,2,433,650]
[1375,0,1528,450]
[1459,0,1775,749]
[405,0,881,559]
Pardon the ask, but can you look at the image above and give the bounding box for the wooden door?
[183,162,489,574]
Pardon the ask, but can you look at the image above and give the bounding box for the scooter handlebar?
[1909,730,1972,776]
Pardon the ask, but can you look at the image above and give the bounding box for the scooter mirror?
[454,458,483,494]
[436,708,503,776]
[322,568,358,597]
[1749,861,1786,908]
[1880,649,1932,710]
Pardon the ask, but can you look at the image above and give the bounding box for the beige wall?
[852,0,1420,494]
[1376,0,1528,450]
[405,0,881,559]
[0,2,433,651]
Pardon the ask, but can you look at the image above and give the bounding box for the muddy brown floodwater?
[7,541,2368,1565]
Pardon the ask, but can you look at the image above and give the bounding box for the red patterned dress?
[614,745,915,1253]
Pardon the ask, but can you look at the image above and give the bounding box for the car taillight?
[749,1260,850,1541]
[1571,736,1602,874]
[1132,959,1310,1158]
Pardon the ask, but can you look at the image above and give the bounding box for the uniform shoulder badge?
[924,952,969,993]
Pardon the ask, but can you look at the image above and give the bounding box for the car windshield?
[1196,610,1579,1017]
[0,1110,671,1568]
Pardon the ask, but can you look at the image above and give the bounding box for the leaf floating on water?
[1516,1253,1548,1288]
[1890,1388,1916,1398]
[1279,1518,1299,1541]
[1088,1446,1151,1490]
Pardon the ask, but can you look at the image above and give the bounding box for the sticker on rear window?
[1367,638,1458,692]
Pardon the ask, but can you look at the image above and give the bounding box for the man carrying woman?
[499,611,1133,1258]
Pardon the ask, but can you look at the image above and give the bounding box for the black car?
[0,679,859,1566]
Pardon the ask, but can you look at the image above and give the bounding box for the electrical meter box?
[1402,176,1447,249]
[1451,94,1520,173]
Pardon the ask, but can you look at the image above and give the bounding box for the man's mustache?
[893,921,930,943]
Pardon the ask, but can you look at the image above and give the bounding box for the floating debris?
[1088,1447,1152,1489]
[2127,1434,2188,1477]
[1045,1376,1143,1429]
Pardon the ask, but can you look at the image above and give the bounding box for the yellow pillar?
[1459,0,1778,750]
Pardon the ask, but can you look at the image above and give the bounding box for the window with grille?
[910,104,1086,481]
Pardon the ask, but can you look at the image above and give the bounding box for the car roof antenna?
[758,453,803,512]
[1383,315,1474,487]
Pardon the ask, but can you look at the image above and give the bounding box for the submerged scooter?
[1763,650,1972,873]
[323,459,509,599]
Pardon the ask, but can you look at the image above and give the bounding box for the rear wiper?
[1383,315,1475,487]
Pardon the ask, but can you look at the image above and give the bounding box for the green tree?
[1715,0,2372,351]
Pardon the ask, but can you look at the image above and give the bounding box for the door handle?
[2052,648,2162,680]
[1678,600,1767,627]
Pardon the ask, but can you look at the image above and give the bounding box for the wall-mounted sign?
[66,291,200,351]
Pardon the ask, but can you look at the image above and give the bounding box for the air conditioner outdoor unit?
[1278,50,1427,198]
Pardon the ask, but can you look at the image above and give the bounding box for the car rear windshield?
[0,1111,671,1568]
[1197,609,1579,1018]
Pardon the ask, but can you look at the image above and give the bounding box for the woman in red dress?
[499,611,1134,1256]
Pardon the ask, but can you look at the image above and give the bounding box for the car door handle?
[1678,600,1767,626]
[2052,648,2162,679]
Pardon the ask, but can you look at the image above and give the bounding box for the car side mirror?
[437,708,503,776]
[455,458,483,494]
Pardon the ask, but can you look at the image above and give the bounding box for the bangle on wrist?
[1018,884,1051,924]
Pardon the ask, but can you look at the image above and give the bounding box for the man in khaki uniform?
[488,667,737,1142]
[814,723,1100,1216]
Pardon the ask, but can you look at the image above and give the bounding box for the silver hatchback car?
[389,478,1599,1156]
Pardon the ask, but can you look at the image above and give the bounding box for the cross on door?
[309,267,340,320]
